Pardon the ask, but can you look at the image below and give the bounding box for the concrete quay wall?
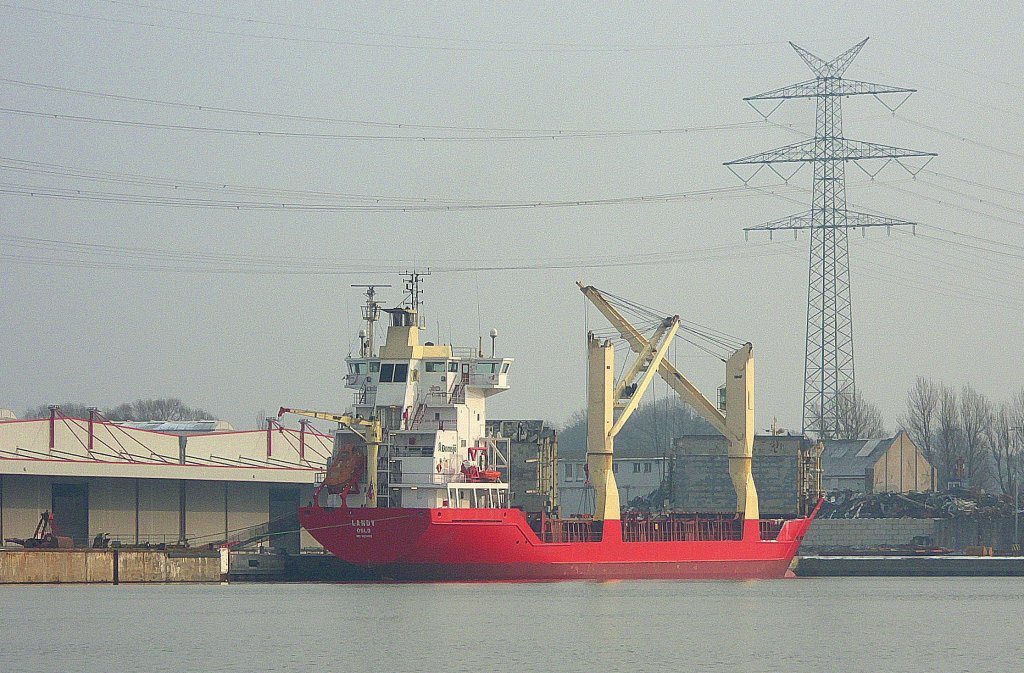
[0,549,219,584]
[802,516,1020,551]
[796,556,1024,577]
[802,518,939,549]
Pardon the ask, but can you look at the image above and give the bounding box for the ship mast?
[352,284,390,357]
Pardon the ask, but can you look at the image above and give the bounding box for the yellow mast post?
[584,314,678,538]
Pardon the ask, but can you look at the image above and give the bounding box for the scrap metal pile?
[819,490,1014,519]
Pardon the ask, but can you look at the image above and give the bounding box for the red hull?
[299,505,816,581]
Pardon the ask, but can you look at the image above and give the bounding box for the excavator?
[277,407,382,508]
[4,510,73,549]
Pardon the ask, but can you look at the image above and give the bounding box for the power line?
[922,169,1024,201]
[852,244,1024,312]
[0,2,782,54]
[0,105,801,142]
[881,40,1024,94]
[0,77,795,138]
[0,233,805,276]
[97,0,782,54]
[0,180,785,211]
[877,182,1023,229]
[895,114,1024,162]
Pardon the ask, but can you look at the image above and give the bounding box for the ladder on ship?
[410,400,427,429]
[376,442,393,507]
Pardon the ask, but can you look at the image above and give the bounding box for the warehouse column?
[178,480,186,545]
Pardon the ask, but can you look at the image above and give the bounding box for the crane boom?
[577,283,731,440]
[277,407,374,429]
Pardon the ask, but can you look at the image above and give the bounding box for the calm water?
[1,578,1021,672]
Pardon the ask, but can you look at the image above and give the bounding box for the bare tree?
[558,397,713,455]
[959,384,993,489]
[990,402,1015,495]
[25,398,215,422]
[834,391,886,439]
[1009,389,1024,497]
[23,402,93,419]
[935,384,960,488]
[899,376,939,463]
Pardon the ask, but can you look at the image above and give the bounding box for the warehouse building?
[0,410,328,552]
[820,431,935,493]
[558,452,670,516]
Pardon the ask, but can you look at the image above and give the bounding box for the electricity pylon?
[725,38,935,439]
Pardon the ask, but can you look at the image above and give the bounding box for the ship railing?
[445,483,508,509]
[540,518,601,543]
[759,519,785,541]
[451,346,478,359]
[425,389,450,405]
[619,513,742,543]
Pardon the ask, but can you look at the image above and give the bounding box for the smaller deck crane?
[278,407,382,508]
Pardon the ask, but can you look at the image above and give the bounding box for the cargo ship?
[293,275,818,580]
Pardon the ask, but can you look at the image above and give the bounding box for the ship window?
[393,363,409,383]
[501,362,510,374]
[565,464,573,478]
[476,362,498,374]
[448,361,458,372]
[349,362,366,374]
[369,361,380,373]
[425,361,445,373]
[632,462,640,473]
[612,463,618,474]
[644,462,652,473]
[379,363,395,383]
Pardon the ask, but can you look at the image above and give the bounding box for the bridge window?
[425,361,445,373]
[476,362,498,374]
[349,362,367,374]
[448,361,458,372]
[565,463,573,479]
[369,361,380,373]
[379,363,394,383]
[501,362,510,374]
[393,363,409,383]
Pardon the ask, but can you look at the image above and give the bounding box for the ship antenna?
[402,269,431,328]
[351,283,391,357]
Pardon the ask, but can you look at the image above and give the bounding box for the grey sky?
[1,1,1022,432]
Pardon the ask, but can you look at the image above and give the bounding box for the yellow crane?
[278,407,382,507]
[578,283,760,536]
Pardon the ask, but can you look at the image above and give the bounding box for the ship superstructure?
[294,277,819,581]
[287,274,512,513]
